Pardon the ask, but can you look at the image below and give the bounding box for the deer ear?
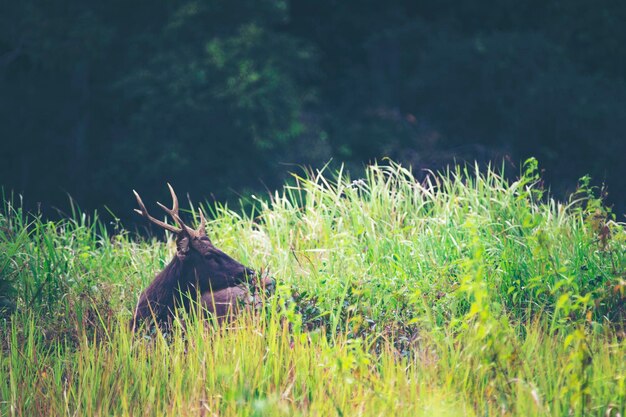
[176,236,190,260]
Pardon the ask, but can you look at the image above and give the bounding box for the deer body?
[133,258,186,325]
[131,184,272,330]
[202,285,255,322]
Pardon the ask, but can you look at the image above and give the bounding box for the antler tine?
[133,190,182,234]
[166,183,179,218]
[156,183,196,236]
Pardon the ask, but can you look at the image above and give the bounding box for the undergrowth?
[1,159,624,416]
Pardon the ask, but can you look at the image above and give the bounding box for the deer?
[131,184,273,331]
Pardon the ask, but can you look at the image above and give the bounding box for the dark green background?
[1,1,625,222]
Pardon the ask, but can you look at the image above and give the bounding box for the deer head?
[132,184,257,328]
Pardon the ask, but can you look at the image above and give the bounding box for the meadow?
[1,160,624,416]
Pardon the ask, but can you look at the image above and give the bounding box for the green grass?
[1,160,625,416]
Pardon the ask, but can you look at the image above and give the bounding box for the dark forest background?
[1,1,625,223]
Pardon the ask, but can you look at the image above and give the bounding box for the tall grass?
[1,159,624,416]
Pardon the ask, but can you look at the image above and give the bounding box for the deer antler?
[135,183,207,237]
[156,183,198,236]
[134,183,188,234]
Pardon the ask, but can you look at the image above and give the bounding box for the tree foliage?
[1,0,625,219]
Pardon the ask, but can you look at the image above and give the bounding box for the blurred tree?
[286,0,626,213]
[1,0,625,219]
[0,1,114,203]
[0,0,317,219]
[108,0,316,203]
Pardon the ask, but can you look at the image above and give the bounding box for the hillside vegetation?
[1,160,625,416]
